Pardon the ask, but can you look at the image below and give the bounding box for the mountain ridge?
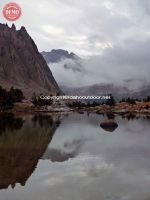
[0,23,61,97]
[62,82,150,100]
[41,49,78,63]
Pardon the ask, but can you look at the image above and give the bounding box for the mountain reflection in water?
[0,113,150,200]
[42,138,86,162]
[0,113,61,190]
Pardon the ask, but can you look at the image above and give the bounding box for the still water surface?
[0,112,150,200]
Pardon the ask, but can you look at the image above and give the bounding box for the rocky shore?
[72,101,150,116]
[10,101,150,116]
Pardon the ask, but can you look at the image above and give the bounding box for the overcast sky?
[1,0,150,57]
[1,0,150,87]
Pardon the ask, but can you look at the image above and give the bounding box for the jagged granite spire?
[11,23,16,30]
[20,26,27,32]
[0,23,61,97]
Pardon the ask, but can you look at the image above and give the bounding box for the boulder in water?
[100,120,118,132]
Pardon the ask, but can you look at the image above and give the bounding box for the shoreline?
[0,101,150,117]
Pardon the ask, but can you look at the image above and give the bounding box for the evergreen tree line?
[67,94,150,108]
[32,93,53,107]
[120,96,150,104]
[0,86,24,111]
[67,94,116,108]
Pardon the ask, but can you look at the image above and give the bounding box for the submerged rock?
[100,120,118,132]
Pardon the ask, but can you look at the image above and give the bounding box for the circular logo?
[3,2,22,21]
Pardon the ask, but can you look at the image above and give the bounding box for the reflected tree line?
[94,111,150,121]
[0,113,61,190]
[32,114,61,128]
[0,113,23,134]
[97,112,150,132]
[0,112,149,190]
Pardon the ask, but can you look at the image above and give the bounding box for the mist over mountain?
[42,49,83,72]
[62,82,150,100]
[46,49,150,99]
[0,23,60,97]
[40,27,150,99]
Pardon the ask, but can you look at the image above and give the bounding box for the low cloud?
[49,38,150,89]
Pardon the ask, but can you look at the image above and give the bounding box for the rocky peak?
[0,23,61,97]
[41,49,78,63]
[19,26,28,34]
[11,24,16,31]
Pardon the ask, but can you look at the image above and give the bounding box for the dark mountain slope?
[0,23,61,97]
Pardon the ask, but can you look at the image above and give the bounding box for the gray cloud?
[1,0,150,57]
[1,0,150,87]
[49,37,150,88]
